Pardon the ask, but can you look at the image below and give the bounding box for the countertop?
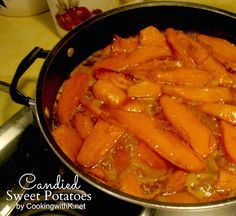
[0,0,235,126]
[0,12,60,125]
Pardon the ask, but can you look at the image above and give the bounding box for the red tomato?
[56,13,74,31]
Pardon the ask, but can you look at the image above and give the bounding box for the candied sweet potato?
[92,45,172,71]
[93,69,133,89]
[73,112,94,140]
[93,26,171,71]
[127,81,161,98]
[52,125,83,162]
[150,68,212,86]
[160,96,216,157]
[139,26,170,51]
[106,109,205,172]
[199,103,236,125]
[110,34,138,55]
[219,120,236,163]
[122,100,145,113]
[136,142,167,169]
[197,34,236,71]
[198,56,233,86]
[162,85,233,103]
[92,79,128,107]
[165,28,197,68]
[77,120,124,168]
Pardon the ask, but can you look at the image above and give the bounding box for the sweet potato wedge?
[80,98,103,116]
[197,34,236,71]
[92,45,172,71]
[165,28,197,68]
[199,103,236,125]
[215,168,236,192]
[73,112,94,140]
[160,96,216,157]
[136,142,168,169]
[57,72,89,125]
[139,26,170,51]
[219,120,236,163]
[131,59,182,72]
[92,79,128,107]
[77,119,124,168]
[162,85,233,103]
[110,34,138,55]
[150,68,212,86]
[106,109,205,172]
[52,125,83,162]
[127,81,161,98]
[166,28,209,65]
[165,28,233,86]
[93,68,133,89]
[198,56,233,87]
[122,100,145,113]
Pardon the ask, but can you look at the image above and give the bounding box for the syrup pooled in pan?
[52,26,236,203]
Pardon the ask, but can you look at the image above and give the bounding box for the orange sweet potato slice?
[150,68,212,86]
[199,103,236,125]
[92,79,128,107]
[160,96,216,157]
[106,109,205,172]
[73,112,94,140]
[131,59,182,72]
[184,35,209,66]
[77,119,124,168]
[215,168,236,192]
[219,120,236,163]
[57,72,89,125]
[166,28,209,66]
[197,34,236,71]
[93,26,171,71]
[162,85,233,103]
[110,34,138,55]
[122,100,145,113]
[165,28,197,68]
[119,172,144,198]
[198,56,233,87]
[52,125,83,162]
[165,28,233,86]
[92,45,172,71]
[93,68,133,89]
[136,142,168,169]
[127,81,161,98]
[139,25,170,50]
[80,98,103,116]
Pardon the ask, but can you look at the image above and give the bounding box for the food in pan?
[52,25,236,203]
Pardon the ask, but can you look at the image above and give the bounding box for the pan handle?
[10,47,49,107]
